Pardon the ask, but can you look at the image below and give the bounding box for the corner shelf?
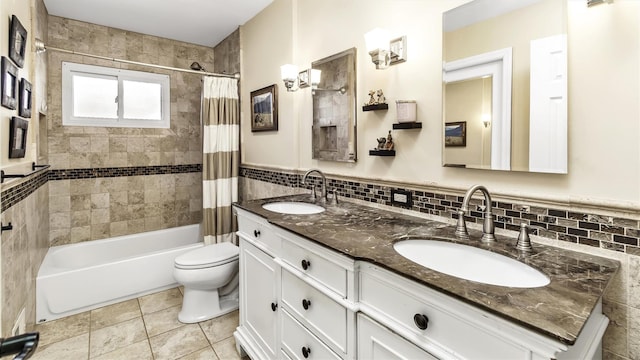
[362,104,389,111]
[392,122,422,130]
[369,149,396,157]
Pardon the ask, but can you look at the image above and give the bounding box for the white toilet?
[173,242,240,323]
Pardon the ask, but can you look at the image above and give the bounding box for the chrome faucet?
[302,169,327,200]
[455,184,496,243]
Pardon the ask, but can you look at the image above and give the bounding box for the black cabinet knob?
[413,313,429,330]
[301,346,311,358]
[253,229,260,237]
[301,259,311,270]
[302,299,311,310]
[271,302,277,312]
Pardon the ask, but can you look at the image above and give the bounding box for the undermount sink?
[262,201,325,215]
[393,239,550,288]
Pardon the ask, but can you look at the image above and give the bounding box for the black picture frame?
[9,15,27,68]
[1,56,18,110]
[250,84,278,132]
[9,117,28,159]
[19,78,32,118]
[445,121,467,147]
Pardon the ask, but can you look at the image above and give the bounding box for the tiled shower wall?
[239,165,640,360]
[46,16,211,244]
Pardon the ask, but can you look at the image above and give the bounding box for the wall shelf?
[369,149,395,156]
[362,103,389,111]
[392,122,422,130]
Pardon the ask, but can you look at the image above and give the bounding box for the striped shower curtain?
[202,76,239,244]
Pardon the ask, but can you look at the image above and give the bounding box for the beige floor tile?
[149,324,209,360]
[89,317,147,358]
[199,310,239,343]
[30,333,89,360]
[34,311,90,347]
[212,336,245,360]
[139,287,182,315]
[177,346,219,360]
[143,304,183,337]
[91,339,153,360]
[91,299,142,330]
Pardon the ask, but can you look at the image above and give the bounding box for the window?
[62,62,170,128]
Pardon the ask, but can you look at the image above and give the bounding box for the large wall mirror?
[312,48,357,162]
[442,0,568,173]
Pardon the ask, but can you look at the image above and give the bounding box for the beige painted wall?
[241,0,640,209]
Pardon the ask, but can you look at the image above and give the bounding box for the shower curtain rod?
[44,45,240,79]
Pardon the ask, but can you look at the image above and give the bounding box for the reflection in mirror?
[442,0,568,173]
[312,48,357,162]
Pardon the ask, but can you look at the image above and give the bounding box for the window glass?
[123,80,162,120]
[72,74,118,119]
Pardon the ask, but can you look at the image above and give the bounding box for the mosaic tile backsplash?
[241,166,640,254]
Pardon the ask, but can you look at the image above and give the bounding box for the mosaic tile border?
[1,164,202,212]
[240,166,640,254]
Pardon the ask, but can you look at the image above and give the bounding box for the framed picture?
[1,56,18,110]
[298,69,310,88]
[445,121,467,147]
[9,15,27,68]
[9,117,28,159]
[250,84,278,132]
[19,78,32,118]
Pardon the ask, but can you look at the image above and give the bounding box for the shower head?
[190,62,206,72]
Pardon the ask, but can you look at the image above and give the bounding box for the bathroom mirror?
[442,0,568,173]
[312,48,357,162]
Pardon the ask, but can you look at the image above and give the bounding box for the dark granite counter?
[233,194,620,345]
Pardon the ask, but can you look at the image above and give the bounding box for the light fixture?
[364,28,407,70]
[587,0,613,6]
[280,64,298,92]
[280,66,321,92]
[35,38,46,54]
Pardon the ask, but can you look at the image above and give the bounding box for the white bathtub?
[36,224,203,323]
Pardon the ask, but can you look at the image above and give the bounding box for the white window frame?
[62,62,170,128]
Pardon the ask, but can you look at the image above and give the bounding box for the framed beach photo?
[19,78,32,118]
[1,56,18,110]
[9,15,28,68]
[250,84,278,132]
[445,121,466,147]
[9,117,28,158]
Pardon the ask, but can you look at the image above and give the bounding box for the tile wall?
[45,16,210,243]
[239,165,640,360]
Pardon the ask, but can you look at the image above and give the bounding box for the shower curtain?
[202,76,239,244]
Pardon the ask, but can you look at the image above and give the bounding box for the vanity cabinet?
[357,313,437,360]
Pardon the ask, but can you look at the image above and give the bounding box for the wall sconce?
[281,65,321,92]
[364,28,407,69]
[482,114,491,128]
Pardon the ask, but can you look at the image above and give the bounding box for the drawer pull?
[302,299,311,310]
[413,313,429,330]
[301,259,311,270]
[301,346,311,358]
[271,302,278,312]
[253,229,261,237]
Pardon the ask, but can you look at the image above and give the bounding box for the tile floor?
[30,287,246,359]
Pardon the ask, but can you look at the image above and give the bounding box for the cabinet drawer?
[236,208,280,254]
[358,313,438,360]
[282,269,347,354]
[359,266,525,359]
[280,236,347,297]
[281,309,342,360]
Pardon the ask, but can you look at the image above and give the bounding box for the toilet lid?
[174,242,239,269]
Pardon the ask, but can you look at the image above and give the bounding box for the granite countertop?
[233,194,620,345]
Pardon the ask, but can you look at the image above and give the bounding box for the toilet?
[173,242,240,323]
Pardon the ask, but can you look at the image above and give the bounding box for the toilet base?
[178,288,239,324]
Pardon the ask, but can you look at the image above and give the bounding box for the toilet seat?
[175,242,239,270]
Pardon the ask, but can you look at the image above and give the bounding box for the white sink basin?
[262,201,325,215]
[393,240,550,288]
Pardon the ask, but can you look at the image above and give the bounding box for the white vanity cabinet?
[235,209,281,360]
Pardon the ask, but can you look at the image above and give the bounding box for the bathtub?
[36,224,203,323]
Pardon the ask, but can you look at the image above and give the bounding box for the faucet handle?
[329,188,339,205]
[516,223,533,252]
[454,210,470,239]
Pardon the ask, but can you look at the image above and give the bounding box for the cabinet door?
[358,313,438,360]
[241,239,279,359]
